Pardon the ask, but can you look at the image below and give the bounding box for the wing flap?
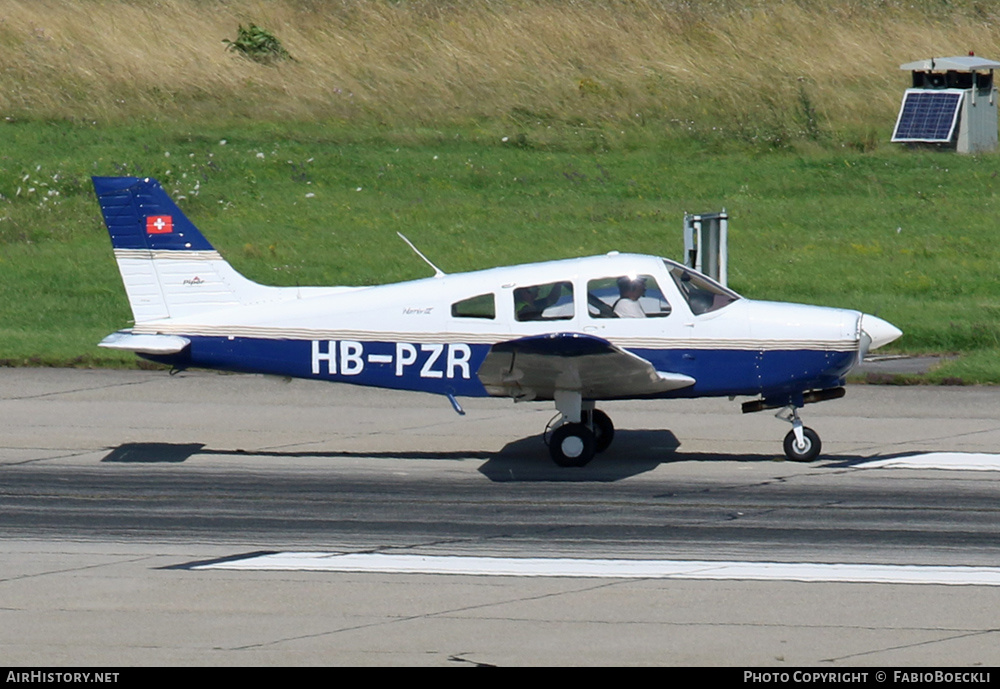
[477,333,694,400]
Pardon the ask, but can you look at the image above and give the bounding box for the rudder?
[93,176,215,253]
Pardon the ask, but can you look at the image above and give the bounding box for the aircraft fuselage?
[135,253,864,404]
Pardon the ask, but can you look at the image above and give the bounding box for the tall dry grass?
[2,0,999,140]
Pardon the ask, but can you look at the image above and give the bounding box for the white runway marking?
[858,452,1000,471]
[198,553,1000,585]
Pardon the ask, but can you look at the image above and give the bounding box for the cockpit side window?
[587,275,671,319]
[665,262,740,315]
[451,293,496,319]
[514,281,573,321]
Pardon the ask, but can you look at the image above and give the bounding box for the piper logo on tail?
[146,215,173,234]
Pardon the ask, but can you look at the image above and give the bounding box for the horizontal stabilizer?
[99,330,191,355]
[478,333,695,400]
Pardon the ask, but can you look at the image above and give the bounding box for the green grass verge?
[1,120,998,381]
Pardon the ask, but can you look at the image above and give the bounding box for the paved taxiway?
[2,368,999,665]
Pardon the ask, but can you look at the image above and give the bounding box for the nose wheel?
[783,426,821,462]
[777,406,822,462]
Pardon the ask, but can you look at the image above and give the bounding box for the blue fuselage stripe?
[143,336,854,400]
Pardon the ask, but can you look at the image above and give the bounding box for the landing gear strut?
[777,406,822,462]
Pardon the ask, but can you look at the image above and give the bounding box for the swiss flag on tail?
[146,215,173,234]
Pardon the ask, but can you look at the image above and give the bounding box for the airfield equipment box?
[683,210,728,286]
[892,55,1000,153]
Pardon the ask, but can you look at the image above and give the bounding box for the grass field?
[1,1,999,382]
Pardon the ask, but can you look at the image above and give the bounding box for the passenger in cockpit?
[613,276,647,318]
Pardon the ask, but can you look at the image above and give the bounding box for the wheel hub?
[561,436,585,458]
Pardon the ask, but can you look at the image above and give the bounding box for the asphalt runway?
[2,368,999,666]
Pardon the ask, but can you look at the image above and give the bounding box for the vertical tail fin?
[93,176,274,323]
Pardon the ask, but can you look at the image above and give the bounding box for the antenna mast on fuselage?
[397,232,446,278]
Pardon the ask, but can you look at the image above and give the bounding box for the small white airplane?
[93,176,902,467]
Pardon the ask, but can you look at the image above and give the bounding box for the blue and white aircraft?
[93,176,902,467]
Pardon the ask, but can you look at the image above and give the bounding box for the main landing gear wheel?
[783,426,821,462]
[586,409,615,453]
[549,423,597,468]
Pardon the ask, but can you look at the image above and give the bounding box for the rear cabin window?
[451,293,496,319]
[587,275,671,319]
[514,281,574,321]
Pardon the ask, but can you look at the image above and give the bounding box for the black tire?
[549,423,597,467]
[588,409,615,453]
[783,427,821,462]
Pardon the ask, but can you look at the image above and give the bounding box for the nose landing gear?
[777,406,822,462]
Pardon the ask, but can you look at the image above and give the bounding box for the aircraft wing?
[477,333,695,400]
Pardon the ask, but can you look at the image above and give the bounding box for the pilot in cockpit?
[514,282,566,321]
[613,276,647,318]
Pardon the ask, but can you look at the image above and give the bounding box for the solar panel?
[892,89,964,143]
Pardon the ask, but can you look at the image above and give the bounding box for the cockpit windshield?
[663,259,741,315]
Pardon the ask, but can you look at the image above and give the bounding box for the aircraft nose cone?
[861,314,902,351]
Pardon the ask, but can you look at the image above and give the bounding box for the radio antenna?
[397,232,446,278]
